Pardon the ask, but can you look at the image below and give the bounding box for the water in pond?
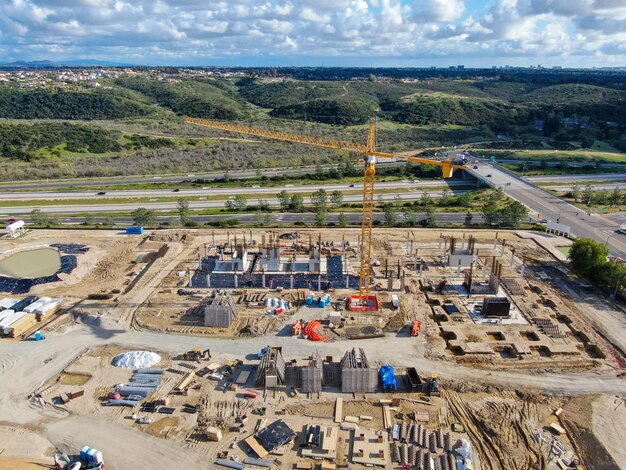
[0,248,61,278]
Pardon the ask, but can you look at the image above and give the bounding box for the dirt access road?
[0,324,625,469]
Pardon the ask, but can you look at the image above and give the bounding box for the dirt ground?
[0,228,625,470]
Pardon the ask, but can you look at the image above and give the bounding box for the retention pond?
[0,247,62,279]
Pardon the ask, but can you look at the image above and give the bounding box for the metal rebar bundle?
[429,432,437,453]
[402,443,409,466]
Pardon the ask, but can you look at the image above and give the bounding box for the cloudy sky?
[1,0,625,67]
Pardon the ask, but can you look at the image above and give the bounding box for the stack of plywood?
[207,426,222,442]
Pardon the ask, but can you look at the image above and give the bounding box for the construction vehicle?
[184,116,467,304]
[182,347,211,363]
[410,320,421,337]
[427,374,440,397]
[54,450,104,470]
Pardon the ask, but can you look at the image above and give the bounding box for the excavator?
[182,347,211,363]
[185,116,467,303]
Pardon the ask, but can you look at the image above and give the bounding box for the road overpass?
[466,161,626,258]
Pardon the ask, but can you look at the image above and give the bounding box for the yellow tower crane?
[184,116,467,304]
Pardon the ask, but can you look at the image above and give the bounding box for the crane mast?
[184,116,467,303]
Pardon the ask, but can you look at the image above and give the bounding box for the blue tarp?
[379,365,397,392]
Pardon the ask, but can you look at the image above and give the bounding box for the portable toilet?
[306,293,314,306]
[34,331,44,341]
[80,447,90,460]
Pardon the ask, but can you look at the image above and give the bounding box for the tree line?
[569,238,626,298]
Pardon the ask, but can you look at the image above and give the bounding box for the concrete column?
[461,237,465,250]
[493,238,498,249]
[234,274,238,288]
[188,270,193,287]
[290,274,294,289]
[206,274,211,288]
[510,250,515,267]
[500,242,505,257]
[262,273,266,288]
[438,236,442,249]
[346,275,349,289]
[318,275,322,291]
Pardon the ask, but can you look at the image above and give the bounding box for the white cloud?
[299,7,331,23]
[0,0,623,66]
[418,0,466,22]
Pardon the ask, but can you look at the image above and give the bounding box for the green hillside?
[270,96,380,125]
[517,84,626,121]
[115,78,249,119]
[394,92,521,125]
[0,85,151,119]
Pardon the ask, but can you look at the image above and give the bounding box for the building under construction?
[339,348,378,393]
[255,346,287,389]
[301,352,323,394]
[190,233,359,290]
[203,290,238,328]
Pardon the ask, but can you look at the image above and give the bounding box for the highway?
[0,161,409,191]
[0,158,622,192]
[53,212,485,225]
[527,173,626,184]
[0,190,468,215]
[0,180,467,201]
[468,161,626,258]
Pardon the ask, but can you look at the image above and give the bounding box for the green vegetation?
[568,238,626,298]
[131,207,156,226]
[271,97,379,125]
[0,85,151,119]
[519,84,626,122]
[1,74,625,181]
[396,93,520,126]
[480,189,529,227]
[554,185,626,213]
[115,78,248,119]
[0,122,122,161]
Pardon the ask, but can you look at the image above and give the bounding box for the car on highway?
[486,174,492,178]
[96,191,106,195]
[473,165,478,169]
[349,184,355,187]
[172,188,180,192]
[6,217,18,223]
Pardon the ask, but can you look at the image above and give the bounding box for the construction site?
[0,226,624,470]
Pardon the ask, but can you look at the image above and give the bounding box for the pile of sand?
[111,351,161,369]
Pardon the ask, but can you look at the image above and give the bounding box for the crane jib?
[184,116,468,305]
